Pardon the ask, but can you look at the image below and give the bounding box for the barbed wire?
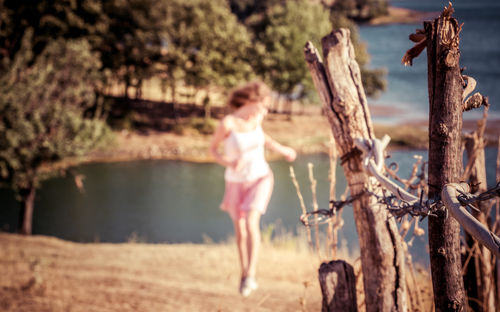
[299,182,500,228]
[377,182,499,218]
[299,193,363,226]
[297,134,500,257]
[371,189,443,221]
[457,181,500,206]
[299,134,500,226]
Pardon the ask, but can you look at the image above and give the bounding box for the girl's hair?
[227,81,271,108]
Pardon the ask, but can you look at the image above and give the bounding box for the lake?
[360,0,500,122]
[1,148,498,265]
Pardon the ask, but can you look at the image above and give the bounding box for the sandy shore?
[81,111,499,167]
[84,113,335,165]
[368,6,439,25]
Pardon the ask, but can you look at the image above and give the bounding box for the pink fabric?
[220,172,274,220]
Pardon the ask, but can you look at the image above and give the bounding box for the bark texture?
[425,8,466,311]
[318,260,357,312]
[305,29,407,312]
[464,132,496,312]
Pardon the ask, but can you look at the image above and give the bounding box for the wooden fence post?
[318,260,357,312]
[495,135,500,311]
[305,29,407,312]
[463,114,496,312]
[425,5,466,310]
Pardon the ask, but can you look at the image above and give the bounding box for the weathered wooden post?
[403,4,499,310]
[463,112,496,312]
[404,4,466,310]
[318,260,357,312]
[305,29,407,311]
[495,136,500,311]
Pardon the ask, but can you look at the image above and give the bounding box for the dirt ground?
[0,233,326,312]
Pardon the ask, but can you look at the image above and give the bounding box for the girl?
[210,81,296,297]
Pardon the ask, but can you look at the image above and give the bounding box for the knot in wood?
[436,123,448,137]
[443,49,459,67]
[340,147,363,172]
[447,299,463,311]
[438,247,446,256]
[340,147,362,165]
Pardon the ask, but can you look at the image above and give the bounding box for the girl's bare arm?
[264,134,296,162]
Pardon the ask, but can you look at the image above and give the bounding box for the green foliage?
[0,0,165,98]
[0,0,387,109]
[331,0,389,22]
[0,0,107,72]
[253,0,331,97]
[245,0,385,99]
[99,0,165,96]
[0,30,111,193]
[228,0,283,22]
[163,0,255,90]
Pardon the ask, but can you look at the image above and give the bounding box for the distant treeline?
[0,0,387,102]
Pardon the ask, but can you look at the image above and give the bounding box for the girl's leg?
[245,210,262,278]
[232,217,248,278]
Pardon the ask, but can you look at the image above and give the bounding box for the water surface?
[360,0,500,122]
[1,148,498,265]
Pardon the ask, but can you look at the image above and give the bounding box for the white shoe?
[240,276,258,297]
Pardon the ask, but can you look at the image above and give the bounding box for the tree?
[0,30,110,235]
[0,0,107,73]
[162,0,254,93]
[228,0,283,22]
[330,0,388,22]
[99,0,165,99]
[252,0,331,98]
[0,0,166,100]
[249,0,385,100]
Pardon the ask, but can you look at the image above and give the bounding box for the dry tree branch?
[308,163,321,258]
[290,166,313,246]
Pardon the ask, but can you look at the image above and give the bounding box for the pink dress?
[220,126,274,220]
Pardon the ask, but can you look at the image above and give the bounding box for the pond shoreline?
[367,6,439,26]
[47,112,499,172]
[54,114,427,169]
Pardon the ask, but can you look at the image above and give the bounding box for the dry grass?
[374,124,429,149]
[0,233,324,312]
[0,232,434,312]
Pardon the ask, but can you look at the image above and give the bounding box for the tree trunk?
[170,81,179,124]
[424,9,466,311]
[124,80,130,99]
[319,260,357,312]
[464,132,496,311]
[19,185,36,235]
[203,90,211,121]
[496,135,500,311]
[135,79,143,100]
[305,29,407,312]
